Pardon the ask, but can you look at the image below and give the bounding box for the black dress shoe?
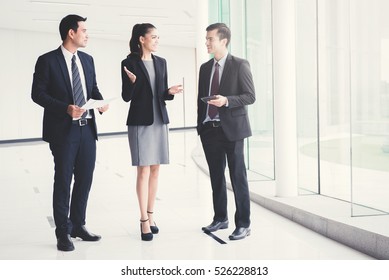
[202,220,229,233]
[57,234,75,251]
[140,219,153,241]
[71,226,101,241]
[150,223,159,234]
[229,227,251,240]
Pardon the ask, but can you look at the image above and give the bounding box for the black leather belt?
[203,121,221,128]
[72,119,89,126]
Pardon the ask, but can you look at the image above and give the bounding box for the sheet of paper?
[81,97,117,110]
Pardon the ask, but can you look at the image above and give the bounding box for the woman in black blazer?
[121,23,182,241]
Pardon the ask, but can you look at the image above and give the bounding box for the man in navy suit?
[32,14,108,251]
[197,23,256,240]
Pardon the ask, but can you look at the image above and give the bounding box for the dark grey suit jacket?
[197,54,256,141]
[31,47,103,143]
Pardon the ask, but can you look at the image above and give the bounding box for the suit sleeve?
[31,55,69,115]
[197,64,207,128]
[89,56,103,101]
[163,59,174,101]
[225,60,256,108]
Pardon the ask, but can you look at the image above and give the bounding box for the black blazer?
[121,54,174,126]
[197,54,256,141]
[31,47,103,143]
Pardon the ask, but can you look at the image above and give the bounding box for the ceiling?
[0,0,198,48]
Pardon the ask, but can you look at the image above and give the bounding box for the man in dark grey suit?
[31,14,108,251]
[197,23,256,240]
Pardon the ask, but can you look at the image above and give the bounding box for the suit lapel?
[153,56,161,96]
[137,55,160,96]
[55,48,73,98]
[138,58,151,87]
[219,54,232,93]
[199,60,213,120]
[78,52,91,98]
[202,59,213,98]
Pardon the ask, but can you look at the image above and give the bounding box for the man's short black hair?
[59,14,87,41]
[206,23,231,46]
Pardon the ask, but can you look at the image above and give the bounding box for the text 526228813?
[214,266,269,276]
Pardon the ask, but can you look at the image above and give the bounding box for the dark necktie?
[72,55,87,118]
[208,62,219,119]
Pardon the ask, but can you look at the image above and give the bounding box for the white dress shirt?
[61,45,91,119]
[203,53,228,123]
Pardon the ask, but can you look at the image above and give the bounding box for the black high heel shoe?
[147,211,159,234]
[140,219,153,241]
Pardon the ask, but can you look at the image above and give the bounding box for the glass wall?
[245,0,274,180]
[210,0,389,215]
[296,0,389,215]
[349,0,389,215]
[317,0,352,201]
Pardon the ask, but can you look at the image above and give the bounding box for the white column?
[272,0,298,197]
[193,0,209,152]
[195,0,209,75]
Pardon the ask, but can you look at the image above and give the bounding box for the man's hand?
[208,95,228,107]
[67,105,86,118]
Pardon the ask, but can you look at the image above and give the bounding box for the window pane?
[350,0,389,215]
[246,0,275,180]
[317,0,352,201]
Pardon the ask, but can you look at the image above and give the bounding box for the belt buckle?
[78,119,87,126]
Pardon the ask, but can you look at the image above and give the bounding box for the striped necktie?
[72,55,87,118]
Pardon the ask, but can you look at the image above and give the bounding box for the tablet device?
[201,96,218,103]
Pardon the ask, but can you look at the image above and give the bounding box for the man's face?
[70,21,88,48]
[205,29,226,55]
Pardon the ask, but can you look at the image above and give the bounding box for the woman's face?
[140,28,159,53]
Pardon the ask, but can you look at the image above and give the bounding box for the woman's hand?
[124,66,136,83]
[98,104,109,113]
[168,84,184,95]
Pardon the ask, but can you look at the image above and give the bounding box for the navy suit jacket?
[121,54,174,125]
[32,47,103,143]
[197,54,256,141]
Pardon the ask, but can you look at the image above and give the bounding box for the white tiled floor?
[0,129,373,260]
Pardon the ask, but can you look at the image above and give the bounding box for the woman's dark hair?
[59,14,87,41]
[206,23,231,47]
[129,23,156,57]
